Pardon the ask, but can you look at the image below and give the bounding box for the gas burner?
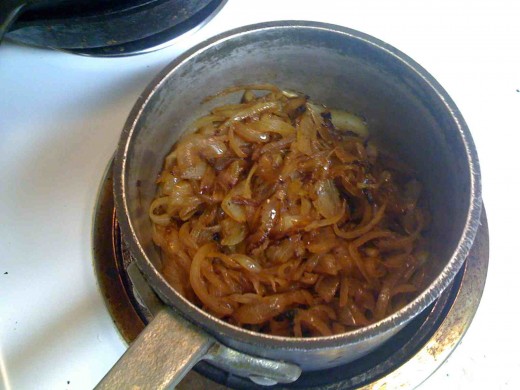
[93,159,488,389]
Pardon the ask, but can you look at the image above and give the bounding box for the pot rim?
[114,20,482,350]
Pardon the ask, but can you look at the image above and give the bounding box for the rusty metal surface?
[360,211,489,390]
[92,160,488,389]
[92,164,145,344]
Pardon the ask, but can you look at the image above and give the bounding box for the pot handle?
[96,308,214,389]
[95,264,302,388]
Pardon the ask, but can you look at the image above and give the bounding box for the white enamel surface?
[0,1,519,389]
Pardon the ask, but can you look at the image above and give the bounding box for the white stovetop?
[1,1,519,389]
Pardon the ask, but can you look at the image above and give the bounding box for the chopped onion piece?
[329,109,368,138]
[249,116,296,137]
[307,102,368,138]
[220,101,281,128]
[229,254,262,273]
[314,179,342,219]
[221,181,249,222]
[221,218,247,246]
[234,122,270,143]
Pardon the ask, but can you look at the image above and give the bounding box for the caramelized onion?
[221,101,281,129]
[249,116,296,137]
[314,179,342,219]
[220,218,247,246]
[221,181,249,222]
[233,290,310,325]
[234,122,270,143]
[190,244,234,316]
[230,253,262,273]
[150,85,429,337]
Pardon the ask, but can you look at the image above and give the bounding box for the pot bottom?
[93,159,489,389]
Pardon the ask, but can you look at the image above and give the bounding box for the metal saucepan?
[99,21,482,388]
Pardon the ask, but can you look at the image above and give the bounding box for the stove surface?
[1,1,520,389]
